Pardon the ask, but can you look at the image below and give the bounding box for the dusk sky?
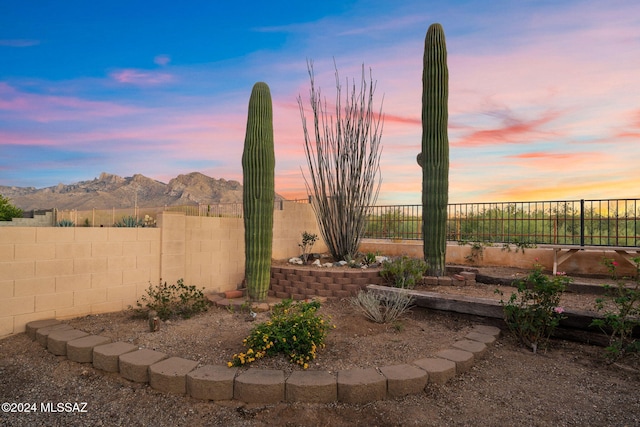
[1,0,639,204]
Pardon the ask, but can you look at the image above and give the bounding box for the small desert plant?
[56,219,75,227]
[496,264,570,353]
[229,299,332,369]
[298,231,318,263]
[590,257,640,361]
[130,278,208,320]
[362,252,378,266]
[501,239,537,254]
[380,256,427,289]
[350,289,415,324]
[458,240,492,264]
[115,215,144,227]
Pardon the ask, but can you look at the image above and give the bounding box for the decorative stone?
[35,324,73,347]
[473,324,501,338]
[379,364,428,398]
[93,342,138,372]
[119,349,167,383]
[436,348,474,373]
[337,368,386,404]
[452,339,487,356]
[187,365,237,401]
[465,331,496,344]
[149,357,198,395]
[47,329,89,356]
[25,319,60,340]
[286,370,337,403]
[67,335,111,363]
[234,369,285,403]
[412,358,456,384]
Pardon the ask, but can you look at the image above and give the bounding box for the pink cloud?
[0,82,142,122]
[110,69,174,85]
[154,55,171,66]
[614,109,640,139]
[453,110,562,147]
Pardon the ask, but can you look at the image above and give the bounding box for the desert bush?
[130,279,208,320]
[115,215,144,227]
[496,264,570,353]
[0,194,22,221]
[229,299,332,369]
[350,289,415,324]
[380,256,427,289]
[591,257,640,361]
[298,231,318,263]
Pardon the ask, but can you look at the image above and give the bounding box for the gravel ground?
[1,267,639,426]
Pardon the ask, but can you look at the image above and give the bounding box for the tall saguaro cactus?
[242,82,275,301]
[418,23,449,277]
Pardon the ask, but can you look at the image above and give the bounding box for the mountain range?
[0,172,283,211]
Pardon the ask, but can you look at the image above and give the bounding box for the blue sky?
[1,0,639,204]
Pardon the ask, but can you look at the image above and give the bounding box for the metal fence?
[49,198,640,247]
[53,201,287,227]
[364,199,640,247]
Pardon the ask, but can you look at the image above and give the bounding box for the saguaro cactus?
[418,23,449,277]
[242,82,275,301]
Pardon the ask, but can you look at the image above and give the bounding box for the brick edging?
[25,318,501,404]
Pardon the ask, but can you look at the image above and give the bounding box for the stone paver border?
[25,319,500,404]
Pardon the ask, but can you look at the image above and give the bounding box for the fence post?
[580,199,585,247]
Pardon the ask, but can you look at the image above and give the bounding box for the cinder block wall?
[0,202,326,337]
[273,201,328,259]
[359,239,637,277]
[0,227,161,337]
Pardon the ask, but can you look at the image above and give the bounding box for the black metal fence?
[364,199,640,247]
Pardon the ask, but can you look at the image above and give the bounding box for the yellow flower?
[303,363,309,369]
[227,362,233,368]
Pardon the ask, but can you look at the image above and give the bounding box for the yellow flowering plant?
[228,299,332,369]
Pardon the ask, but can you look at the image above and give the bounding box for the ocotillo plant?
[242,82,275,301]
[418,23,449,276]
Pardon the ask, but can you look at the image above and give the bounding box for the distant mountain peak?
[0,172,262,211]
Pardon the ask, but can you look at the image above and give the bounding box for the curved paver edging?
[25,320,500,404]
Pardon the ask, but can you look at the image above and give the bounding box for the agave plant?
[114,215,144,227]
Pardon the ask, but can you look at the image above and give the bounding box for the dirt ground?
[1,266,638,426]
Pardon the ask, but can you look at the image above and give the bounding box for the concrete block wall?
[359,239,637,277]
[183,215,245,293]
[181,201,327,292]
[0,227,161,337]
[0,202,327,338]
[272,201,328,260]
[0,211,54,227]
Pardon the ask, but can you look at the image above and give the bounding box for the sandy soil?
[1,266,638,426]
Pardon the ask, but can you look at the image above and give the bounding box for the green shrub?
[0,194,22,221]
[350,289,415,324]
[496,264,570,353]
[591,257,640,361]
[380,256,427,289]
[56,219,75,227]
[298,231,318,263]
[115,215,144,227]
[130,279,208,320]
[228,299,332,369]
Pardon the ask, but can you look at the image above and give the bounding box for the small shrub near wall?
[130,279,208,320]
